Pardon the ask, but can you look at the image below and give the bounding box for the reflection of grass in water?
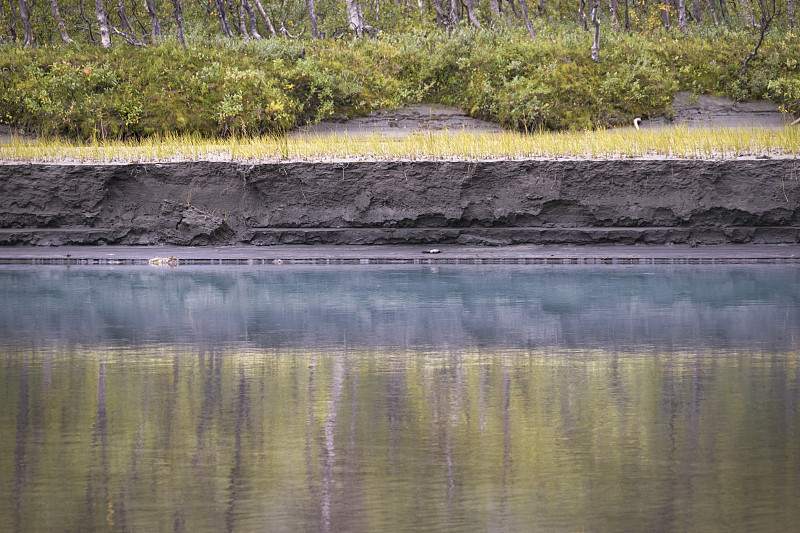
[0,126,798,162]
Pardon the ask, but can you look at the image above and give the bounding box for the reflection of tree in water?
[193,347,223,468]
[3,345,800,531]
[12,357,29,533]
[225,363,251,533]
[320,357,343,533]
[85,354,112,531]
[304,354,317,517]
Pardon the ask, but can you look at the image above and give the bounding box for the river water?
[1,265,799,532]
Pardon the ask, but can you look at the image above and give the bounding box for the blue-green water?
[1,265,799,532]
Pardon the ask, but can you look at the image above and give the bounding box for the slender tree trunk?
[591,0,600,62]
[7,0,19,42]
[96,0,111,46]
[717,0,728,24]
[432,0,448,25]
[145,0,161,41]
[692,0,702,22]
[345,0,364,36]
[213,0,234,37]
[463,0,482,27]
[489,0,501,20]
[250,0,276,35]
[448,0,459,24]
[742,0,777,74]
[662,0,671,28]
[237,0,250,38]
[171,0,186,49]
[579,0,589,30]
[306,0,320,38]
[506,0,521,17]
[679,0,687,31]
[242,0,262,38]
[50,0,74,43]
[19,0,33,46]
[609,0,619,25]
[704,0,718,24]
[118,0,144,44]
[624,0,630,29]
[518,0,536,36]
[788,0,794,28]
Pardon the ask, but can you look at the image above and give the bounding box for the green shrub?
[0,23,798,140]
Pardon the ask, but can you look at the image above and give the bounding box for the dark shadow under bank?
[1,159,799,246]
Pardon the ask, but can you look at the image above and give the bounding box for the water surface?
[1,265,799,532]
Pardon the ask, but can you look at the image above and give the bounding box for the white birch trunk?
[50,0,74,43]
[345,0,363,36]
[591,0,600,63]
[95,0,111,47]
[250,0,276,36]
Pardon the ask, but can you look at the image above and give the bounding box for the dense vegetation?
[1,0,798,140]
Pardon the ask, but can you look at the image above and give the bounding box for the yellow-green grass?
[1,126,798,163]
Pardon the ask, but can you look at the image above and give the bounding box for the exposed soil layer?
[640,92,792,129]
[1,159,799,246]
[292,104,507,137]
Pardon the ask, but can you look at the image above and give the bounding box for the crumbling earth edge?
[1,159,799,246]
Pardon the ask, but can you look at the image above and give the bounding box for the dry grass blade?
[0,126,797,163]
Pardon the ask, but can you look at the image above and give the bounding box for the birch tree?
[171,0,186,49]
[145,0,161,41]
[579,0,589,30]
[117,0,144,45]
[213,0,234,38]
[306,0,320,38]
[19,0,33,45]
[50,0,74,43]
[518,0,536,36]
[96,0,111,47]
[692,0,702,22]
[250,0,276,36]
[488,0,501,21]
[345,0,364,36]
[742,0,778,74]
[242,0,262,39]
[464,0,482,28]
[704,0,719,24]
[590,0,600,62]
[238,0,249,38]
[5,0,19,42]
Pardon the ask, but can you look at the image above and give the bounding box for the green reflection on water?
[2,345,799,532]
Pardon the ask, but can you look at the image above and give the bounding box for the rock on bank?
[1,159,798,246]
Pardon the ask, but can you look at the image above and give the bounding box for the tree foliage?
[0,0,798,139]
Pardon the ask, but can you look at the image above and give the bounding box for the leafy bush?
[0,22,798,140]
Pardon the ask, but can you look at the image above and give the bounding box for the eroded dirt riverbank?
[1,158,798,246]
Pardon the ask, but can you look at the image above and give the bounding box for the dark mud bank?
[1,159,799,246]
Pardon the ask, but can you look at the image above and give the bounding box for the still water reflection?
[1,265,799,532]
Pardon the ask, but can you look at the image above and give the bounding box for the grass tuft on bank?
[2,126,797,162]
